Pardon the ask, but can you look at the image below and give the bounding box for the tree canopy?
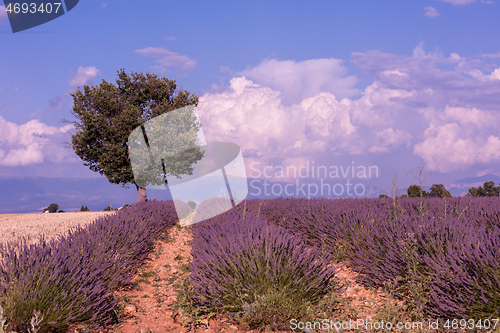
[467,181,500,197]
[44,203,59,213]
[68,69,201,202]
[428,184,452,198]
[407,184,451,198]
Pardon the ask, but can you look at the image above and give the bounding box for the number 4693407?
[5,2,62,14]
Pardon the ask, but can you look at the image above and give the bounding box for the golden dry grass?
[0,211,117,251]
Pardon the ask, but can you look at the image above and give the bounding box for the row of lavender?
[190,197,500,326]
[0,200,184,333]
[259,197,500,318]
[189,200,342,331]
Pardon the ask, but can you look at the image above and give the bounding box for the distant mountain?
[444,173,500,196]
[1,176,387,214]
[452,174,500,185]
[14,174,491,213]
[0,176,174,214]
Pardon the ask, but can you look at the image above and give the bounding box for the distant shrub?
[58,210,65,213]
[102,205,115,211]
[44,203,59,213]
[80,205,89,211]
[187,200,197,210]
[379,194,389,199]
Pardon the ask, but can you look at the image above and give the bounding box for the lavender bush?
[0,200,178,332]
[421,222,500,319]
[189,212,342,330]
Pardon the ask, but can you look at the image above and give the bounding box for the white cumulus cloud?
[198,76,370,169]
[414,105,500,172]
[369,128,412,153]
[424,6,440,17]
[69,66,101,88]
[237,58,359,105]
[488,67,500,80]
[201,49,500,176]
[197,77,297,158]
[414,123,500,172]
[134,47,196,71]
[0,116,75,167]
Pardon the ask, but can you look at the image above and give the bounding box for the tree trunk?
[135,184,147,202]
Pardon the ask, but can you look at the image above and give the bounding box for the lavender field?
[188,196,500,331]
[0,197,499,332]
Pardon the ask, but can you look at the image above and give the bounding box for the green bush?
[44,203,59,213]
[187,200,197,210]
[80,205,89,211]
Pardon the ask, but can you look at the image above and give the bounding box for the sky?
[1,0,500,202]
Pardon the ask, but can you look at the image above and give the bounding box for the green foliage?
[58,210,65,213]
[239,291,316,331]
[187,200,196,210]
[468,181,500,197]
[68,69,200,192]
[406,183,452,199]
[407,184,427,198]
[428,184,452,198]
[128,104,204,190]
[80,205,89,211]
[44,203,59,213]
[102,206,115,211]
[379,194,389,199]
[483,181,500,196]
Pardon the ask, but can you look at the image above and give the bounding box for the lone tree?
[428,184,452,198]
[68,69,200,202]
[407,184,428,198]
[44,203,59,213]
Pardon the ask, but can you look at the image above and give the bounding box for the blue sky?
[1,0,500,199]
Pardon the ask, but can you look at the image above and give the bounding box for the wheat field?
[0,211,117,251]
